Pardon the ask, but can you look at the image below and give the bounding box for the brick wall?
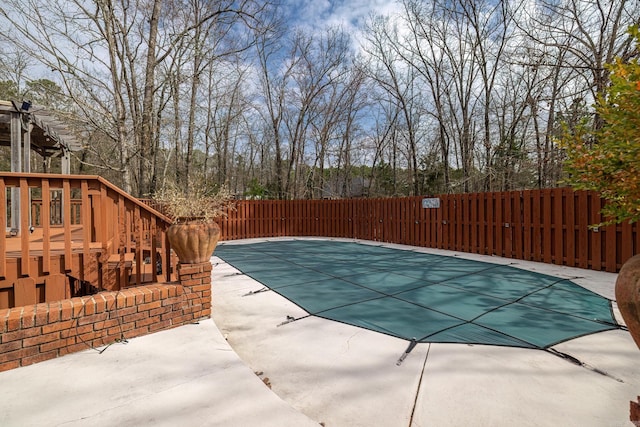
[0,261,212,372]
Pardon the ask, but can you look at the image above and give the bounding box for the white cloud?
[284,0,402,34]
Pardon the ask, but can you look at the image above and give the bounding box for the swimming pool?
[215,239,620,350]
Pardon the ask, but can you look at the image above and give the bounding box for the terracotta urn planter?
[167,220,221,264]
[615,253,640,349]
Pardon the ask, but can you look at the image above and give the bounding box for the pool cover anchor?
[243,287,269,296]
[546,348,624,382]
[277,314,310,327]
[396,338,418,366]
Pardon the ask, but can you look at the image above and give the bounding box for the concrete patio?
[0,237,638,426]
[211,238,640,427]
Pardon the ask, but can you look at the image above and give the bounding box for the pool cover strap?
[396,338,418,366]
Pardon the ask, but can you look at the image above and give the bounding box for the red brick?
[142,287,154,303]
[60,324,92,339]
[23,332,60,347]
[149,306,171,317]
[0,309,8,333]
[178,264,200,275]
[192,271,211,280]
[189,300,203,309]
[101,294,115,312]
[90,295,105,314]
[33,305,48,327]
[102,293,116,310]
[201,261,212,270]
[77,313,109,326]
[109,306,136,319]
[71,298,85,317]
[83,300,95,316]
[135,317,156,328]
[125,293,136,307]
[106,327,123,337]
[138,301,162,312]
[59,343,89,356]
[40,337,75,353]
[42,320,74,334]
[94,319,119,331]
[115,293,127,309]
[161,311,182,321]
[2,326,41,343]
[162,296,182,307]
[0,340,23,354]
[172,314,191,325]
[123,312,148,324]
[148,320,172,332]
[21,306,36,328]
[630,397,640,425]
[91,337,115,347]
[0,346,39,364]
[0,360,20,372]
[60,300,73,321]
[47,301,61,323]
[77,330,105,343]
[135,290,146,304]
[182,278,200,287]
[108,323,134,336]
[21,350,58,367]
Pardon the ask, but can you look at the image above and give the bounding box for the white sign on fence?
[422,198,440,209]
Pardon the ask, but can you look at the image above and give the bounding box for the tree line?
[0,0,638,199]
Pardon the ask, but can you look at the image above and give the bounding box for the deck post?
[10,112,22,233]
[61,149,71,174]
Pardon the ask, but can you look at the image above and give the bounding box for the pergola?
[0,99,83,233]
[0,99,82,173]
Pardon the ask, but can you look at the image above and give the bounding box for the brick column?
[176,261,212,322]
[631,397,640,426]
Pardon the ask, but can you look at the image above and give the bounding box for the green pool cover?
[214,240,620,349]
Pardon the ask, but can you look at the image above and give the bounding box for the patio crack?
[408,343,431,427]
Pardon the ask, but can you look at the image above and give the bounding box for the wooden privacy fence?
[219,188,639,273]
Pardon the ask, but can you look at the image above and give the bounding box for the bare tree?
[518,0,639,131]
[362,15,425,196]
[0,0,272,195]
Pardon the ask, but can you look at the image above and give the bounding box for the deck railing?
[1,172,176,309]
[219,189,638,273]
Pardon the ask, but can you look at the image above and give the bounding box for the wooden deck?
[4,225,103,257]
[1,172,177,310]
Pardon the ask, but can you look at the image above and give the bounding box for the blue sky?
[282,0,401,36]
